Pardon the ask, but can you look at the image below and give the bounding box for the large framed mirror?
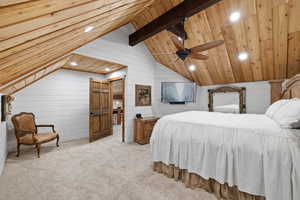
[208,86,246,114]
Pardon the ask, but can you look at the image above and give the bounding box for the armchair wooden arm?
[36,124,56,133]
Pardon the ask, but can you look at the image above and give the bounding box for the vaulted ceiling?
[0,0,299,93]
[0,0,155,92]
[131,0,300,86]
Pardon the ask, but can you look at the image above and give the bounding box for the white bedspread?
[214,104,240,113]
[150,111,300,200]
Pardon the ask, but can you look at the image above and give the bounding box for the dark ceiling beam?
[166,21,187,40]
[129,0,222,46]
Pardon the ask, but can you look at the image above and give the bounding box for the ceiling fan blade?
[171,36,184,50]
[189,53,209,60]
[191,40,224,53]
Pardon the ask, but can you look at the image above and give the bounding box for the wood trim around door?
[109,77,125,143]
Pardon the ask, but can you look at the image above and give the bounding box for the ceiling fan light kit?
[130,0,225,72]
[153,32,225,72]
[176,48,192,61]
[157,35,224,62]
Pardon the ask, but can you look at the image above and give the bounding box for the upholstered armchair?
[11,112,59,158]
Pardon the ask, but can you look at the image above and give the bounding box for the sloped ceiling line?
[0,53,127,95]
[0,0,156,88]
[0,55,70,95]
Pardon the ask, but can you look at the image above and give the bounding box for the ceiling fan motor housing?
[176,48,192,61]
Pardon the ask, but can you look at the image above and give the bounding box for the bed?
[150,74,300,200]
[213,104,240,113]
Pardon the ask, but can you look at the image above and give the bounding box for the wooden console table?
[134,117,159,145]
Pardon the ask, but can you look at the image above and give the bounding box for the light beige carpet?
[0,135,217,200]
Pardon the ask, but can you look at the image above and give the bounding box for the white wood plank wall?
[75,25,156,142]
[7,70,105,151]
[0,94,7,175]
[153,63,271,117]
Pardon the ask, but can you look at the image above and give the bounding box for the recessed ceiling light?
[188,64,196,72]
[230,11,241,22]
[238,52,249,61]
[70,62,77,66]
[178,37,183,41]
[105,68,111,72]
[84,26,94,33]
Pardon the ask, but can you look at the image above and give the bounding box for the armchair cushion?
[19,132,58,145]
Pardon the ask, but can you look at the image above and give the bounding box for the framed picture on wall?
[135,85,151,106]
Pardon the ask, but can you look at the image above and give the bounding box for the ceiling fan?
[153,36,225,63]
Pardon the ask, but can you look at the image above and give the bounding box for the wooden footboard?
[153,162,265,200]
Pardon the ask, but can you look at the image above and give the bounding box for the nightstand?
[134,117,159,145]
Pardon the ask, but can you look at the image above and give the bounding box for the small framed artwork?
[135,84,151,106]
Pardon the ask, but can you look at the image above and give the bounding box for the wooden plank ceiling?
[0,53,126,95]
[131,0,300,86]
[0,56,70,95]
[0,0,155,93]
[63,54,126,75]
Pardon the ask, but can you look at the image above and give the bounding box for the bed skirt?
[153,162,265,200]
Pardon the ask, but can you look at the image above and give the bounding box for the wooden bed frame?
[154,74,300,200]
[269,74,300,103]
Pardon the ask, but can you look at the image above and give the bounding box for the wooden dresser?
[134,117,159,145]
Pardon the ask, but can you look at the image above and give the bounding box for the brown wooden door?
[89,78,112,142]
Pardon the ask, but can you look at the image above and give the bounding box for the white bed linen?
[214,104,240,113]
[150,111,300,200]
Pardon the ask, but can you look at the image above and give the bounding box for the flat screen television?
[161,82,197,103]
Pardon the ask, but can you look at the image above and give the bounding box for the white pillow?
[273,100,300,129]
[265,99,290,118]
[291,98,300,101]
